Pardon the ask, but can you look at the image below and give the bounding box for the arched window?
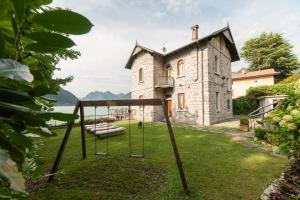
[177,59,184,77]
[165,64,171,77]
[139,68,143,82]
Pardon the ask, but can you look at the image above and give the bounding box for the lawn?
[28,122,287,200]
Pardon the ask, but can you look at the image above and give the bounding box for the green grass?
[28,122,287,200]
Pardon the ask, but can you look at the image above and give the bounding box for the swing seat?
[88,125,119,133]
[85,123,108,128]
[94,127,126,138]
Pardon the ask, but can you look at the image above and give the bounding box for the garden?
[27,122,286,200]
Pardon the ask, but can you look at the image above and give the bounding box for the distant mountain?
[82,91,131,100]
[46,88,79,106]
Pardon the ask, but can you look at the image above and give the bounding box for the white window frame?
[177,60,184,77]
[178,93,185,111]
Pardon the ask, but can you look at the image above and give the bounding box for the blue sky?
[51,0,300,97]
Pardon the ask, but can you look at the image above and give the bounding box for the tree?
[0,0,92,197]
[240,33,300,81]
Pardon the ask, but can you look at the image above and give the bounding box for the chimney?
[191,24,199,41]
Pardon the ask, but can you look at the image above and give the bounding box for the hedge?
[233,82,295,115]
[233,96,257,115]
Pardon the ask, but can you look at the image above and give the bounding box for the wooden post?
[48,102,80,183]
[80,102,86,160]
[161,99,190,194]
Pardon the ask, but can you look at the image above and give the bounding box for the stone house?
[232,68,280,99]
[125,25,239,125]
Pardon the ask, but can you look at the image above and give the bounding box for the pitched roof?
[124,44,162,69]
[232,68,280,80]
[165,26,239,61]
[125,26,239,69]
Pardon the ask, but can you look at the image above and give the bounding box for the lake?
[50,106,128,126]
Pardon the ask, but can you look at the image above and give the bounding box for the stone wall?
[164,44,208,125]
[129,34,234,125]
[206,36,233,124]
[130,51,156,122]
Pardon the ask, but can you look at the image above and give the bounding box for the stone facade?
[126,26,238,125]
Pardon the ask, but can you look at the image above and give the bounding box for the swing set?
[47,98,189,194]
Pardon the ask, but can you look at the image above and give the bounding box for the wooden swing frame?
[47,98,189,194]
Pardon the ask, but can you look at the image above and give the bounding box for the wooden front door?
[167,100,172,117]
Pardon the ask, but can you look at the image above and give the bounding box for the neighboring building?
[232,68,279,99]
[125,25,239,125]
[257,95,287,115]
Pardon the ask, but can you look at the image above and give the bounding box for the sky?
[51,0,300,98]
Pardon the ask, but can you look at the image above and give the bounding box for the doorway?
[167,100,172,117]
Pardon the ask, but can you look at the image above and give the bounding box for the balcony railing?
[155,76,174,88]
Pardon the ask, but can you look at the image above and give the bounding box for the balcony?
[155,76,174,88]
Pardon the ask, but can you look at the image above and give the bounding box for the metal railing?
[248,102,279,130]
[155,76,174,88]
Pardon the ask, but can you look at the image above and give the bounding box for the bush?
[254,128,268,140]
[266,133,278,145]
[262,81,300,157]
[246,83,295,99]
[233,96,257,115]
[240,117,249,125]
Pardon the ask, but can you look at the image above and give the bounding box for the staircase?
[248,102,280,130]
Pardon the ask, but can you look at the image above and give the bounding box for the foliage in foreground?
[0,0,92,196]
[264,80,300,158]
[241,32,300,81]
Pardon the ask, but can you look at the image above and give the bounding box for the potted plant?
[240,117,249,132]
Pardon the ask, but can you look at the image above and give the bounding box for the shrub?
[240,117,249,125]
[266,133,278,145]
[246,83,295,99]
[262,80,300,158]
[254,128,268,140]
[233,96,257,115]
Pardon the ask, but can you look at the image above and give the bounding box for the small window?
[254,79,258,83]
[139,68,143,82]
[227,78,231,90]
[177,59,184,77]
[139,95,144,109]
[216,92,220,110]
[214,55,219,74]
[178,93,185,110]
[227,99,230,110]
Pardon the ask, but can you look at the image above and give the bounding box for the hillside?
[82,91,131,100]
[46,88,79,106]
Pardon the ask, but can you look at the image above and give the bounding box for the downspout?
[194,40,205,125]
[193,42,199,82]
[201,48,204,125]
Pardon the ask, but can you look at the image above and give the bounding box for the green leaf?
[32,9,93,35]
[25,32,76,53]
[11,0,24,24]
[0,59,33,82]
[0,149,26,193]
[25,0,52,8]
[37,112,78,121]
[0,89,33,103]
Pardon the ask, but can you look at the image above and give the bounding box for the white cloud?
[161,0,194,12]
[50,0,300,97]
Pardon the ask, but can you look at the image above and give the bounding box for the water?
[53,106,107,116]
[49,106,128,126]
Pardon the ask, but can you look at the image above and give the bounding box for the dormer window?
[177,59,184,77]
[139,68,143,82]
